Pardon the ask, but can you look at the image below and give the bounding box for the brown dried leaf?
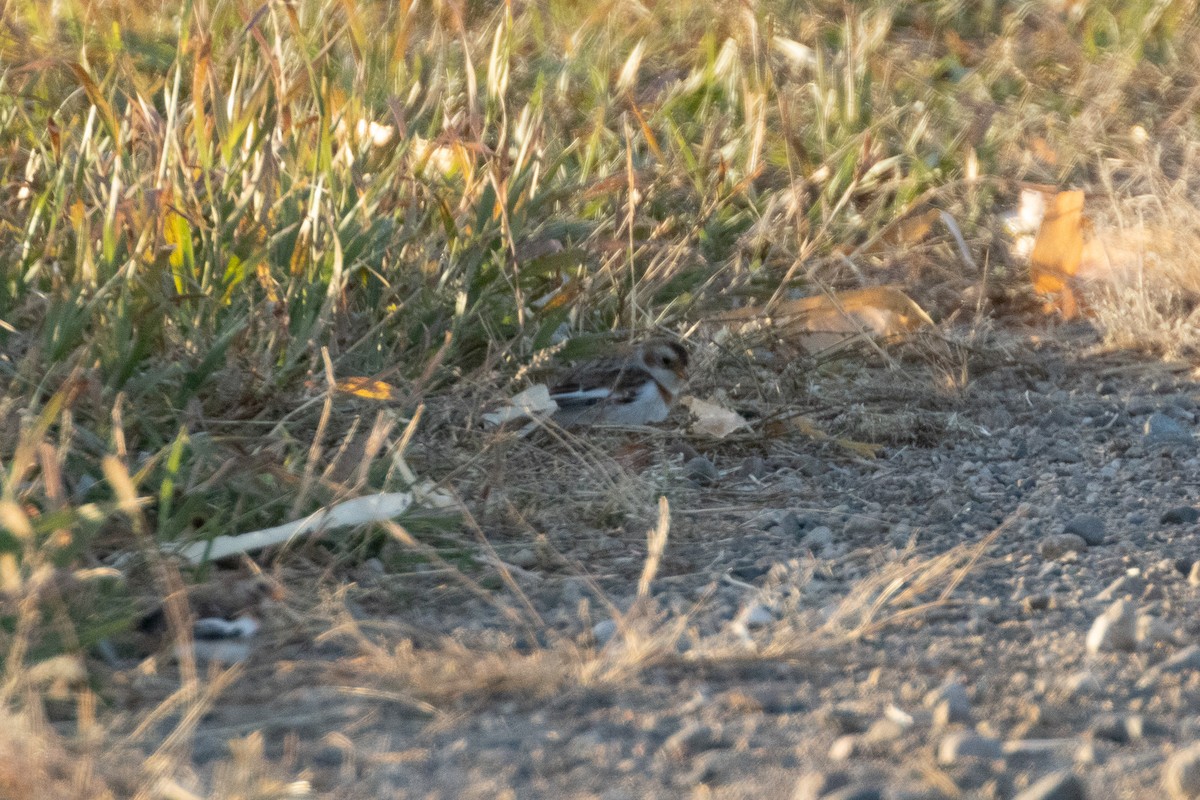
[719,286,933,353]
[1029,189,1085,318]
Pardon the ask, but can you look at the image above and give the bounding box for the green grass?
[1,0,1200,791]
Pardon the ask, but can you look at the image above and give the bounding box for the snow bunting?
[548,339,689,427]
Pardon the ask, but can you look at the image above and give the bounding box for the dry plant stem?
[102,454,199,689]
[133,665,244,800]
[635,496,670,603]
[290,349,337,518]
[458,502,546,629]
[384,519,535,634]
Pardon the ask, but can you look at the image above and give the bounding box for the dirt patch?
[78,326,1200,798]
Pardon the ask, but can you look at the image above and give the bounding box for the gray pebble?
[1046,445,1083,463]
[1090,713,1144,744]
[1162,506,1200,525]
[591,619,618,646]
[1012,770,1085,800]
[776,511,804,539]
[311,744,348,768]
[925,680,971,725]
[1064,514,1106,545]
[1154,644,1200,675]
[738,455,768,479]
[1164,743,1200,800]
[824,788,885,800]
[1086,599,1138,654]
[659,722,726,760]
[1095,573,1144,602]
[863,717,906,743]
[739,603,774,628]
[937,732,1003,763]
[1145,413,1194,446]
[928,498,959,523]
[844,514,881,537]
[1023,594,1053,613]
[803,525,835,550]
[1041,533,1088,560]
[684,455,720,485]
[792,771,849,800]
[510,548,538,568]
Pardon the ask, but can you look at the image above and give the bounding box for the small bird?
[547,338,689,427]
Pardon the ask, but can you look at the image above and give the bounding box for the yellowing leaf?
[67,63,121,156]
[336,377,402,401]
[162,209,194,292]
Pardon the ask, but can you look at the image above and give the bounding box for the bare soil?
[105,326,1200,799]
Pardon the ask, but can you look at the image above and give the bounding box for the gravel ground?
[112,328,1200,799]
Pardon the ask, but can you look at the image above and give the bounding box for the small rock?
[937,732,1003,764]
[1090,713,1144,744]
[844,515,880,537]
[1075,739,1103,766]
[1064,514,1106,545]
[819,707,869,735]
[1046,445,1084,463]
[883,704,925,729]
[510,548,538,568]
[1086,599,1138,654]
[591,619,618,646]
[738,455,768,480]
[803,525,835,550]
[1145,413,1193,446]
[311,744,347,769]
[776,511,805,539]
[660,722,726,760]
[1095,574,1145,602]
[1190,562,1200,587]
[863,717,905,743]
[828,734,860,761]
[824,788,885,800]
[1138,614,1174,648]
[684,455,720,485]
[739,603,774,628]
[1063,670,1100,695]
[1161,506,1200,525]
[925,680,971,725]
[1154,644,1200,675]
[1023,594,1053,613]
[1041,533,1088,560]
[792,771,849,800]
[928,498,959,523]
[1164,743,1200,799]
[1012,770,1085,800]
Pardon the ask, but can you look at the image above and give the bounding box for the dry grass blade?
[822,528,1002,641]
[636,496,670,602]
